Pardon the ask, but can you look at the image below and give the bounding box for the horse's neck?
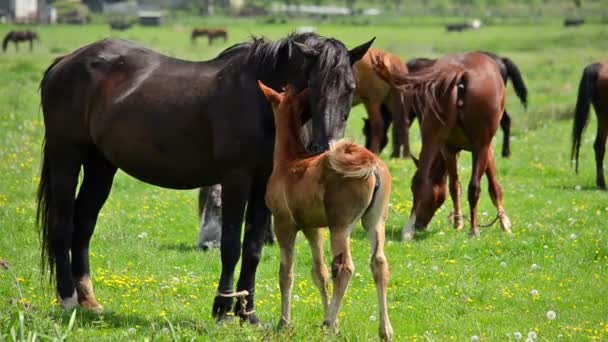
[273,110,308,167]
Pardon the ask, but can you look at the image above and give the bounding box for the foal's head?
[258,81,309,126]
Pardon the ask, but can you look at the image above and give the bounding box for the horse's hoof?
[380,325,394,341]
[277,318,289,330]
[79,299,104,314]
[238,312,260,325]
[212,295,233,321]
[469,230,481,239]
[58,291,78,311]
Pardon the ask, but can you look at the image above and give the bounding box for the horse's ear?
[258,81,282,106]
[293,42,319,58]
[349,37,375,65]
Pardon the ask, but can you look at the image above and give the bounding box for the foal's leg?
[275,223,297,329]
[365,101,384,155]
[593,111,607,189]
[443,149,463,230]
[361,188,393,340]
[212,173,251,321]
[233,179,271,323]
[72,149,116,313]
[485,147,512,233]
[468,146,491,237]
[325,226,354,329]
[500,110,512,158]
[302,228,330,315]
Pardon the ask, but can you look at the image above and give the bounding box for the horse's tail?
[328,140,378,178]
[502,57,528,109]
[36,136,54,279]
[2,31,13,52]
[572,63,600,173]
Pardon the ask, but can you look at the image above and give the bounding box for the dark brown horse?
[37,34,373,321]
[572,61,608,190]
[371,52,528,158]
[3,30,38,52]
[191,28,228,45]
[373,52,512,240]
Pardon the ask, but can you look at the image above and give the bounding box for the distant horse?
[37,34,373,321]
[354,48,410,158]
[564,18,585,27]
[2,30,38,52]
[109,21,133,31]
[445,20,480,32]
[367,52,528,158]
[259,82,393,340]
[192,28,228,45]
[373,52,512,240]
[571,62,607,190]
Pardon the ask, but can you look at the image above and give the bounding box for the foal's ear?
[258,81,282,105]
[349,37,375,65]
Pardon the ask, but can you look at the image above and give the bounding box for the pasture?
[1,19,607,341]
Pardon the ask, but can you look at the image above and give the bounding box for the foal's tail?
[2,31,13,52]
[572,63,600,173]
[328,141,378,178]
[502,57,528,109]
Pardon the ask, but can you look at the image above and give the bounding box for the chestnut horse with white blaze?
[373,52,512,240]
[571,61,608,190]
[353,47,410,157]
[259,82,393,340]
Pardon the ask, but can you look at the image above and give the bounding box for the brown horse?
[3,30,38,52]
[354,48,409,157]
[259,81,393,340]
[572,62,608,190]
[191,28,228,45]
[373,52,512,240]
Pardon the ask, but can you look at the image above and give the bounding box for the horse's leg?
[72,148,116,313]
[46,145,86,310]
[324,226,354,329]
[443,149,463,230]
[468,146,490,238]
[593,110,607,189]
[275,222,297,329]
[212,173,251,321]
[500,110,512,158]
[14,41,18,52]
[302,228,330,316]
[233,177,270,323]
[485,147,512,233]
[365,101,384,155]
[197,185,223,250]
[361,190,393,340]
[29,38,33,51]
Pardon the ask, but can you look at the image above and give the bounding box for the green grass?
[1,20,607,341]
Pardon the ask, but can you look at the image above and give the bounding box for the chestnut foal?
[259,81,393,340]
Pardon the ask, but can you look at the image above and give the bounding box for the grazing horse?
[353,48,409,157]
[370,52,527,158]
[571,62,608,190]
[192,28,228,45]
[372,52,512,240]
[2,30,38,52]
[37,33,374,321]
[259,82,393,340]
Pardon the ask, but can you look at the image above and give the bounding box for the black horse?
[3,30,38,52]
[363,51,528,158]
[37,33,373,322]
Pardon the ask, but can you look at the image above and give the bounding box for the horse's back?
[354,48,404,103]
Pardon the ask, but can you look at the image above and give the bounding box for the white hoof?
[59,290,78,311]
[401,215,416,241]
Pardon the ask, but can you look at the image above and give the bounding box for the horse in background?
[368,52,527,158]
[191,28,228,45]
[571,62,607,190]
[3,30,38,52]
[373,52,512,240]
[353,47,410,158]
[259,82,393,340]
[37,33,373,321]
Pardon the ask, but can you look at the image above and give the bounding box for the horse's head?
[292,35,375,154]
[408,156,447,232]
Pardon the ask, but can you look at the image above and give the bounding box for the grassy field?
[1,19,607,341]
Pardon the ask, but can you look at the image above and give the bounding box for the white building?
[9,0,38,22]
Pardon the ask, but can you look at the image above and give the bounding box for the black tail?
[572,63,600,173]
[36,138,54,279]
[2,31,13,52]
[502,57,528,109]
